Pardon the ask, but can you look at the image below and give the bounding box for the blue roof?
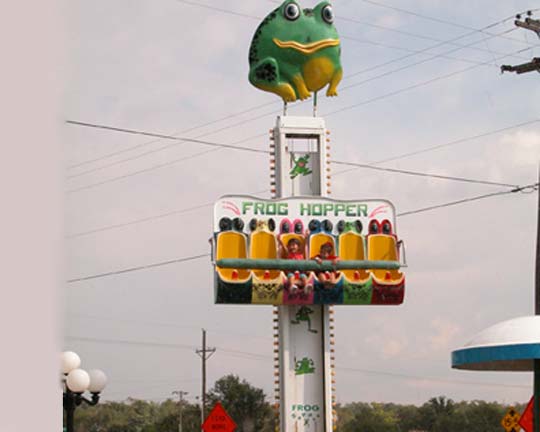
[451,316,540,371]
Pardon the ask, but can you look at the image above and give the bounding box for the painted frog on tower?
[248,1,342,102]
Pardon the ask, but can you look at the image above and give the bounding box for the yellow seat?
[338,232,369,282]
[367,235,403,283]
[250,230,280,279]
[216,231,250,282]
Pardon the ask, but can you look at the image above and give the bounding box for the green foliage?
[73,398,200,432]
[207,374,274,432]
[66,375,523,432]
[338,402,399,432]
[336,396,520,432]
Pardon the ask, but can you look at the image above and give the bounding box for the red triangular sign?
[202,402,237,432]
[519,396,534,432]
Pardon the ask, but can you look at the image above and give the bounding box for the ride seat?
[216,231,250,282]
[367,234,403,282]
[338,231,369,282]
[250,230,280,279]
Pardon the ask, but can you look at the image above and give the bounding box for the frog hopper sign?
[211,195,406,306]
[248,1,343,102]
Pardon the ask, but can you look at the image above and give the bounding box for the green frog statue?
[248,1,342,103]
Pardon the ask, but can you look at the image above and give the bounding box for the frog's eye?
[284,2,300,21]
[381,219,392,235]
[321,4,334,24]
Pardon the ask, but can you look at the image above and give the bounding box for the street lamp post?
[61,351,107,432]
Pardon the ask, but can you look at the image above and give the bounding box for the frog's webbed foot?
[326,67,343,98]
[326,88,338,97]
[292,74,311,101]
[249,58,298,102]
[280,86,297,102]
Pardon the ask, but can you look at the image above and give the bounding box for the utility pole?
[503,8,540,422]
[172,390,188,432]
[535,167,540,432]
[196,328,215,427]
[501,11,540,75]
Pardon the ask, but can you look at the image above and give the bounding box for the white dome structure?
[452,316,540,371]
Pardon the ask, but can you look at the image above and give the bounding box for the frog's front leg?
[249,58,297,102]
[292,74,311,101]
[326,67,343,97]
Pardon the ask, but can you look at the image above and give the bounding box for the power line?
[66,182,536,282]
[327,45,534,117]
[332,161,518,188]
[66,6,535,173]
[66,110,277,179]
[65,44,535,194]
[69,312,273,342]
[64,36,503,181]
[332,117,540,178]
[177,0,261,21]
[66,253,209,283]
[397,183,539,217]
[66,334,529,389]
[182,0,526,61]
[66,46,531,195]
[66,202,214,238]
[67,189,270,239]
[65,120,517,191]
[66,147,223,193]
[67,102,277,170]
[360,0,483,31]
[267,0,528,58]
[360,118,540,166]
[66,121,269,155]
[337,14,525,56]
[359,0,540,45]
[67,24,514,178]
[337,365,530,389]
[65,116,538,239]
[339,27,521,94]
[343,33,505,68]
[65,132,269,194]
[67,334,270,361]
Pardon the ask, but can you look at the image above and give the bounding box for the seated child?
[282,237,312,293]
[313,242,340,285]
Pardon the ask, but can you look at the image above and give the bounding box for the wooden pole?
[196,329,215,427]
[535,167,539,432]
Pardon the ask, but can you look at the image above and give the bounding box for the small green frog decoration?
[290,154,312,179]
[291,305,317,333]
[295,357,316,375]
[248,1,342,102]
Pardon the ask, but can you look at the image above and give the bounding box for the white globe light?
[61,351,81,374]
[66,368,90,393]
[87,369,107,393]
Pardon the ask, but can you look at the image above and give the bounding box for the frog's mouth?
[273,38,340,55]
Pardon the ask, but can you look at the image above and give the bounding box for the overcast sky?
[63,0,540,406]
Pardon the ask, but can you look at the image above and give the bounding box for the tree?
[338,402,399,432]
[207,374,274,432]
[417,396,456,432]
[68,388,523,432]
